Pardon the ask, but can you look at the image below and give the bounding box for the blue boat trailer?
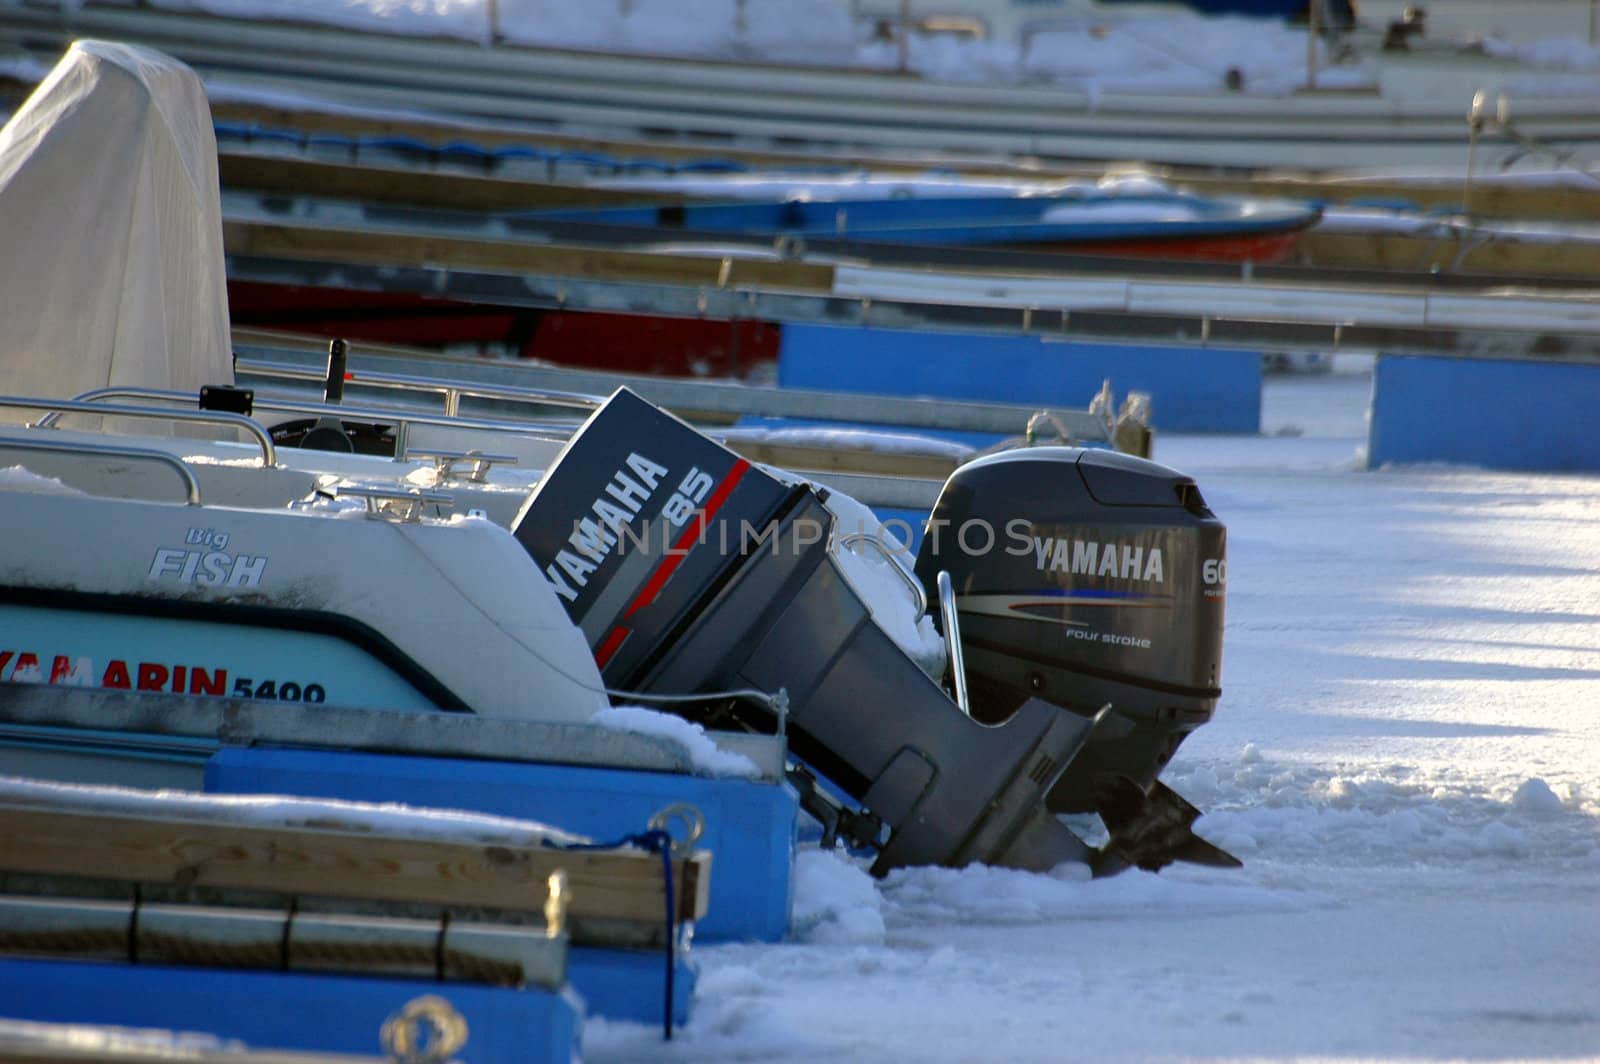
[0,685,800,1033]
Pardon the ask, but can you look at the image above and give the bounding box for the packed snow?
[593,705,762,779]
[586,355,1600,1062]
[0,466,85,496]
[0,772,590,846]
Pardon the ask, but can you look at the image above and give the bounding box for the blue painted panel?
[203,747,796,945]
[571,944,694,1027]
[778,324,1261,434]
[0,958,580,1064]
[1369,356,1600,471]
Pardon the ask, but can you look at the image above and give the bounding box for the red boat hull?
[1029,229,1305,264]
[228,281,780,378]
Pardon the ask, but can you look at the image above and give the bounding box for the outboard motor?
[914,446,1239,874]
[913,447,1226,814]
[515,390,1236,877]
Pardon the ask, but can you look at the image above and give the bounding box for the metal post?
[936,570,971,717]
[1305,0,1320,92]
[324,338,348,404]
[1464,90,1485,219]
[897,0,910,74]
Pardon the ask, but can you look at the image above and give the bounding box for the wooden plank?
[1153,172,1600,223]
[1298,230,1600,280]
[724,439,960,480]
[0,805,708,928]
[222,218,835,291]
[0,1020,386,1064]
[218,153,677,211]
[209,98,888,170]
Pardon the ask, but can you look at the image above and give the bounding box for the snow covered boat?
[0,44,1239,1050]
[0,38,763,1044]
[0,39,1235,885]
[1,371,1237,877]
[529,191,1322,264]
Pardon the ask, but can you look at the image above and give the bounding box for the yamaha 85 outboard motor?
[515,390,1236,878]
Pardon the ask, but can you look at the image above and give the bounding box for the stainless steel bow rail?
[230,338,1114,442]
[0,434,203,505]
[7,396,279,466]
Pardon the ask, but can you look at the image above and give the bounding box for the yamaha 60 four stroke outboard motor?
[515,389,1236,878]
[914,447,1224,812]
[914,447,1239,872]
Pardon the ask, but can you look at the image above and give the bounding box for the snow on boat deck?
[588,355,1600,1061]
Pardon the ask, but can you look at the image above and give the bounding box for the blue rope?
[545,827,677,1040]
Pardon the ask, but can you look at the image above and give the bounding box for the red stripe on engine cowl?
[623,459,751,619]
[594,625,631,668]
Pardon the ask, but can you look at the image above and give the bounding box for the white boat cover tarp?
[0,41,230,423]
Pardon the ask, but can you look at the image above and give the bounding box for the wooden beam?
[209,99,850,169]
[1298,230,1600,281]
[0,1020,387,1064]
[0,804,708,929]
[724,439,960,480]
[1154,172,1600,224]
[219,153,678,211]
[222,218,834,292]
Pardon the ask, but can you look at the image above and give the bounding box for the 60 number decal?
[1202,558,1227,585]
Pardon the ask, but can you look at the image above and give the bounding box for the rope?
[544,827,678,1040]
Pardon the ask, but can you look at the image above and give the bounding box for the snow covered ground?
[588,355,1600,1061]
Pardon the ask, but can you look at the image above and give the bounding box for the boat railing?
[237,356,604,418]
[3,395,279,468]
[37,386,577,465]
[29,384,952,505]
[0,433,202,506]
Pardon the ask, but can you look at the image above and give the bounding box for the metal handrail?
[0,434,202,506]
[15,394,278,468]
[39,386,575,461]
[835,530,928,617]
[935,570,971,717]
[236,356,603,416]
[246,396,575,462]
